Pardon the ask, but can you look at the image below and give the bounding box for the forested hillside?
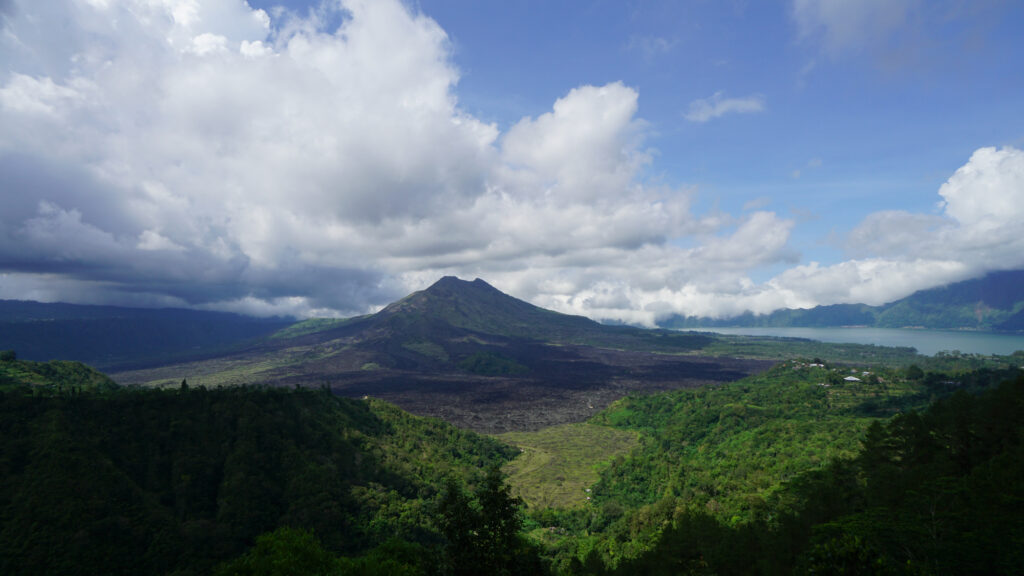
[0,350,119,392]
[3,348,1021,574]
[510,362,1023,574]
[0,383,536,575]
[600,371,1024,575]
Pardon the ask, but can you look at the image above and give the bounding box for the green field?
[498,423,639,509]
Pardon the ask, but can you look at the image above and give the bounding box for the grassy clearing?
[498,423,639,510]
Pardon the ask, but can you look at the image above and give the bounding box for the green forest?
[1,350,1022,574]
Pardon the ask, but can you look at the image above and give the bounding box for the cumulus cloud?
[0,0,1017,326]
[761,146,1024,312]
[535,145,1024,323]
[939,146,1024,231]
[0,0,795,321]
[684,91,765,123]
[851,146,1024,271]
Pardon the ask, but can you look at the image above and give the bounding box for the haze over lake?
[692,327,1024,357]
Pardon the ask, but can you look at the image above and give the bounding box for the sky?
[1,0,1023,325]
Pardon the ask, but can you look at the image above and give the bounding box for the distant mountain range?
[660,269,1024,332]
[0,300,293,370]
[6,269,1020,376]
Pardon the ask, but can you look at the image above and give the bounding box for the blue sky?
[417,0,1023,268]
[1,0,1023,323]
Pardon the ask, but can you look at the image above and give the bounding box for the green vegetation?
[499,423,639,509]
[698,334,922,365]
[589,362,928,518]
[0,383,522,575]
[597,372,1024,575]
[5,273,1024,575]
[507,361,1021,573]
[2,351,1021,574]
[435,467,546,575]
[0,352,119,392]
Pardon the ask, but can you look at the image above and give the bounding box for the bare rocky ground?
[275,347,773,433]
[115,341,773,433]
[115,340,773,433]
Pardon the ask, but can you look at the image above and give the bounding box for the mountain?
[876,269,1024,330]
[113,277,768,433]
[379,276,599,337]
[661,269,1024,332]
[0,300,294,370]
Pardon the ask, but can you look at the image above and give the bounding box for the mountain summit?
[377,276,599,340]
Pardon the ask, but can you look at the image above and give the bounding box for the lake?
[695,326,1024,357]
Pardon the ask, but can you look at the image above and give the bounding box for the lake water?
[694,326,1024,357]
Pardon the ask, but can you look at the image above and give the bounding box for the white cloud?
[0,74,90,118]
[501,83,649,202]
[187,33,229,56]
[939,146,1024,232]
[684,91,765,123]
[0,0,1017,326]
[6,0,777,320]
[766,146,1024,311]
[847,146,1024,270]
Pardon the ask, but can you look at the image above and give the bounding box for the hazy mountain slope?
[0,300,294,370]
[875,269,1024,329]
[661,269,1024,331]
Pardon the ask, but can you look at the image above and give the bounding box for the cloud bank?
[0,0,1021,325]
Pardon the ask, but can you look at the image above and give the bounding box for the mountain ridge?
[661,269,1024,332]
[0,299,293,370]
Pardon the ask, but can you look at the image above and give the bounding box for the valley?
[2,276,1023,574]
